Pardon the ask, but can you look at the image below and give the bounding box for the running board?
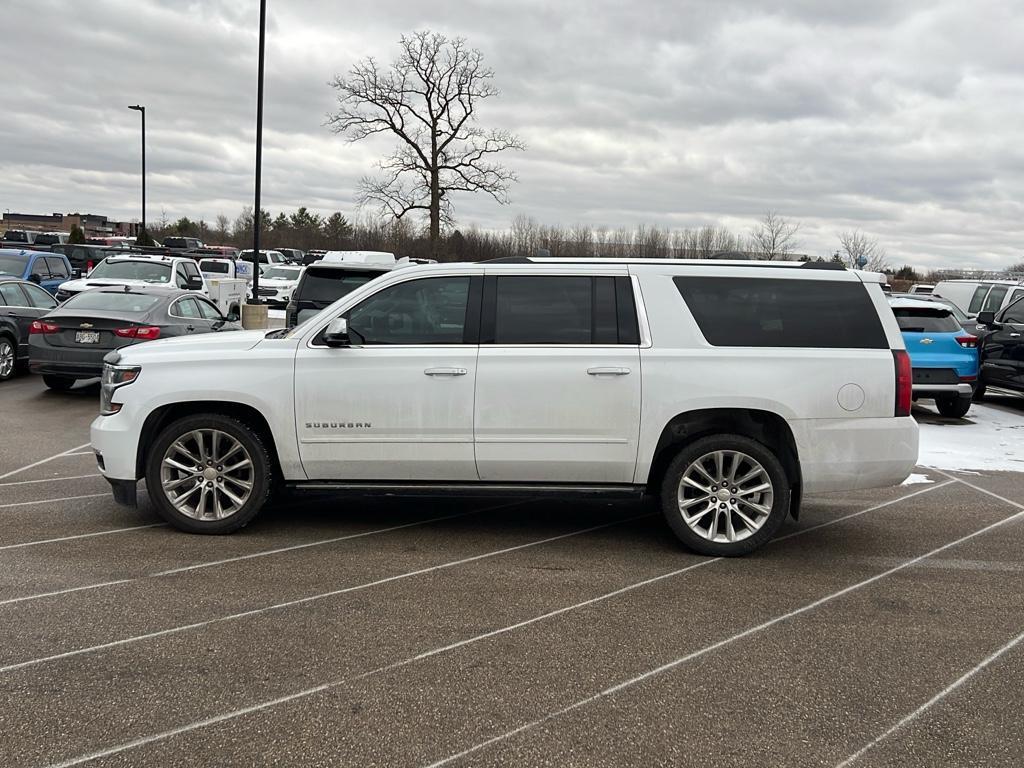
[288,482,646,499]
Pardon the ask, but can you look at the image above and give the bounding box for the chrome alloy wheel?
[0,339,14,379]
[676,450,774,543]
[159,429,254,520]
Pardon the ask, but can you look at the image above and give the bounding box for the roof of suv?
[305,261,396,273]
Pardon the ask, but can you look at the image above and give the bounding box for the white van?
[320,250,396,265]
[933,279,1024,317]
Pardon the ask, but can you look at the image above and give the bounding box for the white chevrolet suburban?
[91,258,919,556]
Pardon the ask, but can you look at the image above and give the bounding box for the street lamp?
[247,0,267,318]
[128,105,146,241]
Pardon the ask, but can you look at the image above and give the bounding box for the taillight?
[955,335,978,348]
[893,349,912,417]
[30,320,59,334]
[114,326,161,340]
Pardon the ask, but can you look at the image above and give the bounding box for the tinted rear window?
[494,276,592,344]
[674,277,888,349]
[63,292,163,313]
[893,308,961,333]
[298,269,380,305]
[200,261,229,274]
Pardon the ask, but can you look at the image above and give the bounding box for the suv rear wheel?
[145,414,272,534]
[660,434,791,556]
[935,395,972,418]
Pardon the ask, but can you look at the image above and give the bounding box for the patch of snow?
[917,402,1024,473]
[901,473,934,486]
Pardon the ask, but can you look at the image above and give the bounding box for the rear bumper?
[792,416,919,494]
[913,383,973,397]
[29,360,104,377]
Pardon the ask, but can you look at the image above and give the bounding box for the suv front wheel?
[145,414,272,534]
[661,434,791,556]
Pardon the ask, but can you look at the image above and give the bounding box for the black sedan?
[29,287,240,390]
[1,278,60,381]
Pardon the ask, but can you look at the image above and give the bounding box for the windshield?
[33,234,61,246]
[87,260,173,283]
[263,267,303,280]
[63,292,163,313]
[3,231,29,242]
[0,256,27,276]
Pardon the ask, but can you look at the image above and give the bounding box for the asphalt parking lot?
[1,374,1023,767]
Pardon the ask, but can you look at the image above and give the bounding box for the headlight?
[100,364,141,415]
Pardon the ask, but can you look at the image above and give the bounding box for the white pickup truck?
[56,254,247,317]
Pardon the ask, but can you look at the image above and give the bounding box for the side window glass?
[31,258,51,279]
[22,283,58,309]
[493,276,592,344]
[345,277,470,345]
[196,299,222,320]
[176,267,189,288]
[45,257,70,278]
[183,261,201,279]
[1003,296,1024,324]
[982,285,1008,313]
[967,285,990,314]
[173,298,200,318]
[0,283,27,307]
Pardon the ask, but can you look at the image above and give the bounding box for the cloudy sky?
[4,0,1023,269]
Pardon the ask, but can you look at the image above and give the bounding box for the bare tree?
[837,229,887,271]
[327,31,524,259]
[750,211,801,260]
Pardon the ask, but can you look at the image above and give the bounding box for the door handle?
[186,325,196,332]
[1011,333,1021,338]
[424,367,468,376]
[587,366,631,376]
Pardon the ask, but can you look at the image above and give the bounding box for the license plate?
[75,331,101,344]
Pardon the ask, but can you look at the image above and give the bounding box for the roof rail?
[800,261,846,270]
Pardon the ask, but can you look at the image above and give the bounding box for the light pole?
[243,0,268,328]
[128,105,146,242]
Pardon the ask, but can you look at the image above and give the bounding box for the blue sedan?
[889,297,979,418]
[0,249,74,295]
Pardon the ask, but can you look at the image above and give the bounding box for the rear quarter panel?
[631,266,914,490]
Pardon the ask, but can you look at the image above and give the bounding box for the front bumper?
[91,410,143,482]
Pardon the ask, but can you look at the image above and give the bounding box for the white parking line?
[0,493,109,510]
[423,498,1024,767]
[0,442,91,481]
[45,482,953,766]
[62,451,97,457]
[0,504,518,608]
[0,525,165,552]
[0,474,101,488]
[3,515,647,676]
[835,628,1024,767]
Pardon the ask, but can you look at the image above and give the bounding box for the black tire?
[660,434,791,557]
[972,384,986,402]
[0,336,16,381]
[145,413,272,534]
[42,374,76,391]
[936,395,972,418]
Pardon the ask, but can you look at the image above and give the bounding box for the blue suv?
[890,297,979,417]
[0,249,74,295]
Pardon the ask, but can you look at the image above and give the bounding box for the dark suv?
[976,296,1024,399]
[285,262,395,327]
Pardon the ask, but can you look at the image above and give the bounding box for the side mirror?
[323,317,350,347]
[225,312,240,322]
[187,276,204,290]
[976,310,1000,329]
[29,273,42,284]
[71,268,82,278]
